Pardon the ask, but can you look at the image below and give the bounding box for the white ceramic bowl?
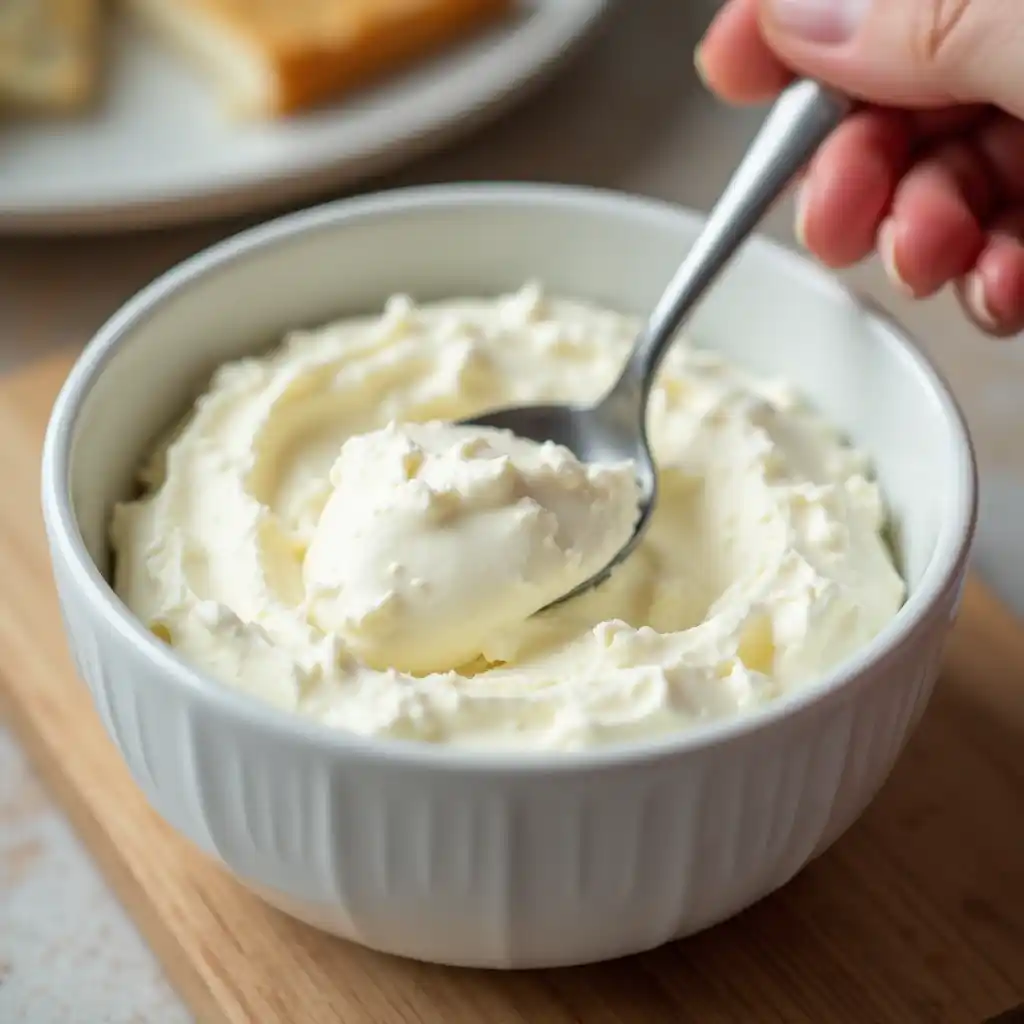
[42,184,976,968]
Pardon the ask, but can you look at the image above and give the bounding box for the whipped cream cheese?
[111,284,906,750]
[303,421,640,675]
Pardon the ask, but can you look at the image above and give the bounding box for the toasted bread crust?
[138,0,515,116]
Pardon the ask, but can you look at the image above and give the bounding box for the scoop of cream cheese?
[110,285,906,751]
[302,421,639,674]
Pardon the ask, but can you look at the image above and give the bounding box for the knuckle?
[914,0,974,65]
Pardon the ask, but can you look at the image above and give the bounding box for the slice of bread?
[127,0,515,118]
[0,0,100,112]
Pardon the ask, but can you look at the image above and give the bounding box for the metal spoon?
[462,80,852,610]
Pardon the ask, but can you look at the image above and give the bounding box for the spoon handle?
[621,80,852,402]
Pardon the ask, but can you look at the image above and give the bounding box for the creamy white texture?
[303,421,640,675]
[111,285,906,750]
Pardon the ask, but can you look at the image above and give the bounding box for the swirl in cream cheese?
[110,284,906,750]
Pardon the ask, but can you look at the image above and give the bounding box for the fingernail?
[765,0,870,43]
[878,219,914,297]
[794,182,810,248]
[693,46,709,87]
[966,270,998,329]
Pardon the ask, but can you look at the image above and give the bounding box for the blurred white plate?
[0,1,605,234]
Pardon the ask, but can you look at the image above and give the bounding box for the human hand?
[697,0,1024,336]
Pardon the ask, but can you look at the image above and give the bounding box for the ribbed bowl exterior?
[50,550,965,968]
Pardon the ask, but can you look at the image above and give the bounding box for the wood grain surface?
[1,354,1023,1024]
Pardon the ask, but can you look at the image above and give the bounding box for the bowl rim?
[41,182,978,772]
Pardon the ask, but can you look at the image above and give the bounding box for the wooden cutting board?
[2,353,1024,1024]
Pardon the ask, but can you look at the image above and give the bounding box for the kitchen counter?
[2,3,1022,1020]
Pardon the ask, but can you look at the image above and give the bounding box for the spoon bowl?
[462,79,852,609]
[461,392,658,608]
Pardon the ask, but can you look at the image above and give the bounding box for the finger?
[757,0,1024,118]
[959,210,1024,337]
[878,142,993,298]
[698,0,792,103]
[797,108,910,267]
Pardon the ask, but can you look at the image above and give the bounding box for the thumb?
[758,0,1024,117]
